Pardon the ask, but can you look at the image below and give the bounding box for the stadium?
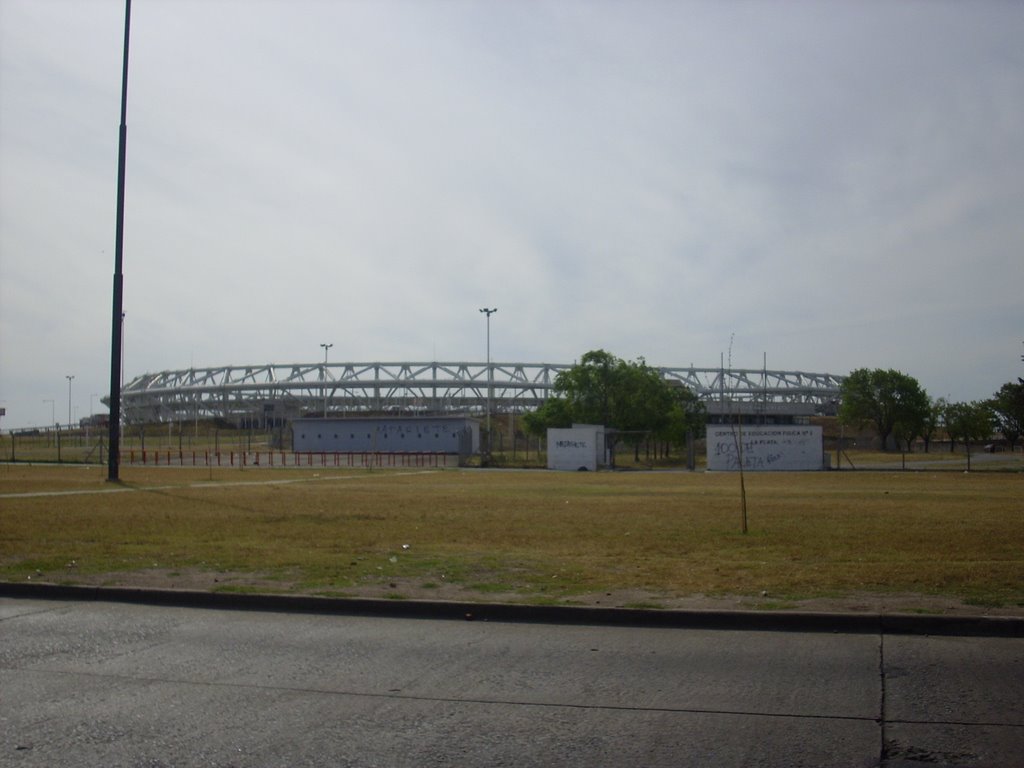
[118,360,845,427]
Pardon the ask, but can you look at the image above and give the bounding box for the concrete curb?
[2,581,1021,637]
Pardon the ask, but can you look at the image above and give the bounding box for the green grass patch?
[1,464,1022,609]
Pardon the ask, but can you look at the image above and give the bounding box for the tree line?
[839,368,1023,453]
[522,349,706,461]
[521,349,1024,456]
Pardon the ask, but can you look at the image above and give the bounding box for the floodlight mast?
[66,375,75,429]
[479,308,497,456]
[107,0,131,482]
[320,343,333,417]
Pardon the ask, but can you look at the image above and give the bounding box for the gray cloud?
[1,0,1022,428]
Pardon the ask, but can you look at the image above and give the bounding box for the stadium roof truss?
[117,362,845,424]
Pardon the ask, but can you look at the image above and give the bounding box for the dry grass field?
[1,463,1021,614]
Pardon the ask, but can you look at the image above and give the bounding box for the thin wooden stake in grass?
[736,418,748,534]
[727,335,749,534]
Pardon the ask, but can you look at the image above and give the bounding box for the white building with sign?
[707,425,825,471]
[547,425,606,471]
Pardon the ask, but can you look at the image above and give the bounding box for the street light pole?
[66,375,75,429]
[320,343,333,418]
[107,0,132,482]
[479,308,497,457]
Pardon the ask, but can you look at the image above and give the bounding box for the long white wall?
[707,425,824,471]
[293,417,478,456]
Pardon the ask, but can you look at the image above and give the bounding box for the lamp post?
[479,307,497,457]
[66,375,75,429]
[107,0,132,482]
[320,343,333,418]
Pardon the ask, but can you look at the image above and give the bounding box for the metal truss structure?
[119,362,845,424]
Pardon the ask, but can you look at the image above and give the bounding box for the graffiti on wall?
[707,426,823,471]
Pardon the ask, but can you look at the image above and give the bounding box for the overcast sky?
[1,0,1022,429]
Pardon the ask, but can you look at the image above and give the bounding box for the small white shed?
[547,424,605,471]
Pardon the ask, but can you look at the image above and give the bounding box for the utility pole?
[107,0,131,481]
[66,375,75,429]
[320,343,333,418]
[479,308,497,458]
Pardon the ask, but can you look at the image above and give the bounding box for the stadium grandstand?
[114,361,845,427]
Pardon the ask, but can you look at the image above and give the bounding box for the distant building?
[292,416,478,460]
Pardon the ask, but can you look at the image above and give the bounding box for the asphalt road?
[1,598,1021,768]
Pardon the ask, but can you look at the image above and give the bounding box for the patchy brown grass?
[1,464,1021,612]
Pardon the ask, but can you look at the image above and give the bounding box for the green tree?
[988,380,1024,451]
[658,385,707,455]
[892,388,931,452]
[553,350,673,433]
[529,350,696,463]
[615,357,676,460]
[552,349,620,426]
[944,400,995,453]
[919,396,947,453]
[522,396,573,438]
[839,368,930,451]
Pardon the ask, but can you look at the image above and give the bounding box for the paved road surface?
[1,598,1021,767]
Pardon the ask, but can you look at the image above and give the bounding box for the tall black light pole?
[107,0,131,481]
[479,307,496,456]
